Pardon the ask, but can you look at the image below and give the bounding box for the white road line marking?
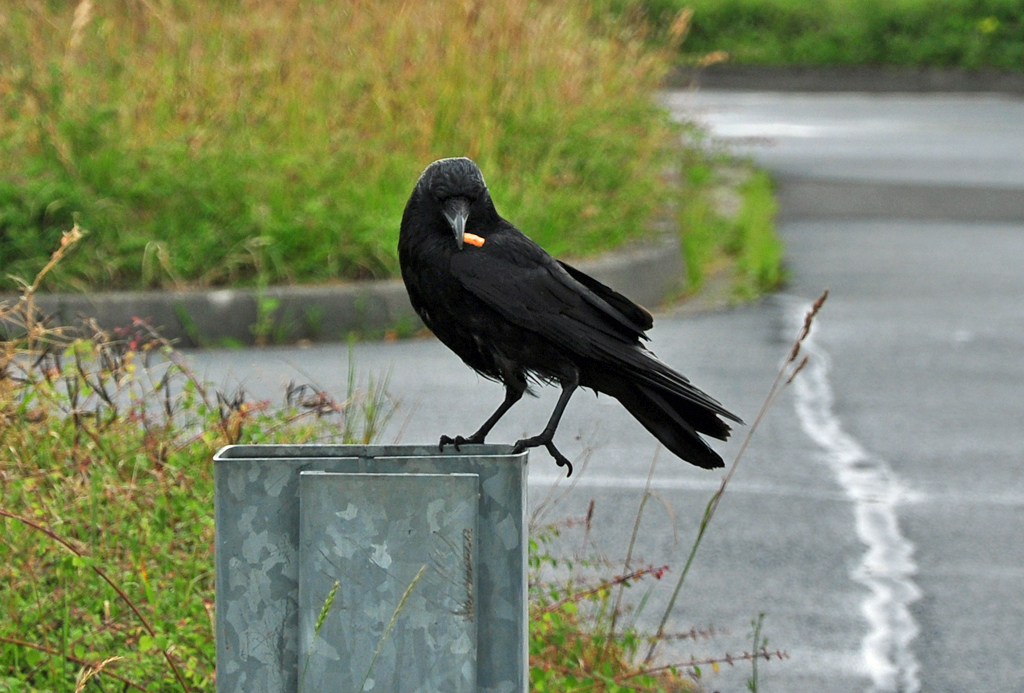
[528,473,855,501]
[790,304,922,693]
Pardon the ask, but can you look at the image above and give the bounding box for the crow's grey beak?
[443,198,471,250]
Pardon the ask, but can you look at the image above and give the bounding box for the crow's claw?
[439,434,482,453]
[547,443,573,477]
[512,437,573,477]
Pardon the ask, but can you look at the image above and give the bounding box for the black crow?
[399,157,742,475]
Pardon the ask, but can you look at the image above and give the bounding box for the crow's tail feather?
[613,382,728,469]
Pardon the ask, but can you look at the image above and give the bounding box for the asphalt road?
[187,92,1024,692]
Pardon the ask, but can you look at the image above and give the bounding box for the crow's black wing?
[557,260,653,332]
[449,231,648,352]
[449,231,740,423]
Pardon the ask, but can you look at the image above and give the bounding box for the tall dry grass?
[1,0,678,290]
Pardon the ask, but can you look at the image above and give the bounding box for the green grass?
[620,0,1024,69]
[678,157,785,300]
[0,0,681,293]
[0,337,394,690]
[0,234,389,690]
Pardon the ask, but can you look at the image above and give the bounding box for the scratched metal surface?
[213,444,528,693]
[298,472,479,692]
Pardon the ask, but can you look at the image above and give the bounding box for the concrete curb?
[667,64,1024,94]
[15,236,684,347]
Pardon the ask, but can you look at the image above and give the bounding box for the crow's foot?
[438,433,484,453]
[512,436,573,477]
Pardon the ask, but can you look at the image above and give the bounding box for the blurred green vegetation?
[677,156,783,300]
[0,0,689,293]
[617,0,1024,69]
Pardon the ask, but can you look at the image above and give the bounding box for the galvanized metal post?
[213,444,528,693]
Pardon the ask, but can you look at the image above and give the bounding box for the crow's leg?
[512,374,578,477]
[440,383,524,452]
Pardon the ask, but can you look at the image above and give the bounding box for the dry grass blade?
[539,565,669,615]
[789,288,829,363]
[605,445,663,654]
[0,509,192,692]
[2,224,85,351]
[359,564,428,691]
[75,655,125,693]
[646,289,829,662]
[668,8,694,48]
[65,0,94,66]
[0,638,145,692]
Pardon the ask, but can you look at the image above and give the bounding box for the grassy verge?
[1,0,678,293]
[0,1,783,307]
[1,231,795,690]
[678,155,785,302]
[620,0,1024,69]
[0,231,396,690]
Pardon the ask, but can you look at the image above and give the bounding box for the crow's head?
[409,157,497,250]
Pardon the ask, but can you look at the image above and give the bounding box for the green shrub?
[621,0,1024,69]
[529,525,692,692]
[678,161,785,299]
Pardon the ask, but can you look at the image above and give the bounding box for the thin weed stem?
[359,564,428,692]
[300,580,341,688]
[0,508,191,692]
[572,648,789,693]
[645,289,828,663]
[747,612,767,692]
[539,565,668,615]
[606,445,661,652]
[0,637,146,692]
[5,224,84,351]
